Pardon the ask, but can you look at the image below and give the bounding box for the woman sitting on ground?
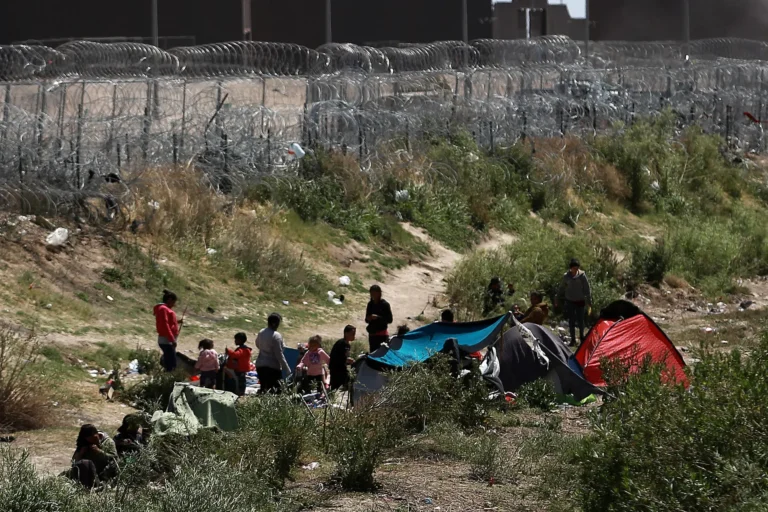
[67,424,118,488]
[113,414,151,456]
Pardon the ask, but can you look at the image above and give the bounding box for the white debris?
[107,296,114,302]
[17,215,33,223]
[88,370,99,377]
[206,248,217,255]
[702,327,716,334]
[45,227,69,247]
[467,152,479,162]
[44,303,52,309]
[339,276,351,287]
[148,201,160,210]
[395,189,410,202]
[650,180,660,191]
[721,340,729,345]
[127,359,139,374]
[332,298,343,306]
[303,301,308,305]
[288,142,306,159]
[282,300,290,306]
[244,319,252,323]
[327,291,336,302]
[301,462,320,471]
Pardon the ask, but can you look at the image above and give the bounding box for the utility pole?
[242,0,252,41]
[325,0,332,44]
[151,0,159,47]
[584,0,590,60]
[461,0,469,43]
[682,0,691,59]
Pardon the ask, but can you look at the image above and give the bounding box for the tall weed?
[0,325,49,433]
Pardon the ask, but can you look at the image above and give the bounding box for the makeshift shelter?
[152,383,239,436]
[353,313,511,404]
[575,300,687,387]
[496,323,601,401]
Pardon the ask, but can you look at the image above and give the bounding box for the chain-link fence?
[1,36,767,213]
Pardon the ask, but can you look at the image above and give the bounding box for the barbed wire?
[1,36,767,219]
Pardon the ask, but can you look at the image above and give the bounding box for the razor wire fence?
[1,36,767,215]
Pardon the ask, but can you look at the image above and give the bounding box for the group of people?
[485,258,592,346]
[66,413,150,488]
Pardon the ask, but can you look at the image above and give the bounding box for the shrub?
[445,223,623,319]
[574,335,768,511]
[467,432,507,483]
[130,348,162,375]
[518,379,557,412]
[236,395,316,486]
[330,405,405,491]
[0,325,49,433]
[379,355,491,432]
[123,371,184,413]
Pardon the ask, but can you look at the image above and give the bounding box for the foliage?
[445,223,623,319]
[574,336,768,511]
[518,378,558,412]
[0,325,49,433]
[123,370,185,414]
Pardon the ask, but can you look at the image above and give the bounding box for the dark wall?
[2,0,241,47]
[590,0,768,41]
[251,0,493,48]
[2,0,492,49]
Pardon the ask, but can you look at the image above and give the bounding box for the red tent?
[575,301,688,388]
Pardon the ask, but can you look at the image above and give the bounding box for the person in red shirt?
[153,290,181,372]
[225,332,252,396]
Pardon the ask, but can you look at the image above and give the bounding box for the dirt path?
[288,225,515,345]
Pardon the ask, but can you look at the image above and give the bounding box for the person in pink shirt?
[296,335,330,394]
[195,339,220,389]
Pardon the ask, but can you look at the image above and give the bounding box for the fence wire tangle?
[1,36,768,217]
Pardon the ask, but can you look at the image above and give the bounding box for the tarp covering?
[576,300,687,387]
[368,313,511,368]
[496,323,602,401]
[283,347,300,378]
[151,383,239,436]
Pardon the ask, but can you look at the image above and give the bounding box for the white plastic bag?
[288,142,306,159]
[339,276,351,287]
[45,227,69,246]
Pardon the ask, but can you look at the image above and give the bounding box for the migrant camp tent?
[352,313,511,404]
[575,300,687,387]
[152,383,239,436]
[496,323,602,401]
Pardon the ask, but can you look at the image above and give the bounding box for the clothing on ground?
[255,328,291,374]
[195,349,219,372]
[365,299,393,335]
[225,345,252,373]
[153,303,179,343]
[329,338,351,390]
[558,270,592,305]
[297,348,330,376]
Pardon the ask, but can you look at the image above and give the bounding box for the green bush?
[129,348,162,375]
[123,371,184,413]
[330,405,405,491]
[574,335,768,511]
[445,223,623,319]
[237,395,316,486]
[466,433,508,483]
[518,379,557,412]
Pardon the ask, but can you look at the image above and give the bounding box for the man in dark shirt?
[365,285,393,352]
[330,325,356,391]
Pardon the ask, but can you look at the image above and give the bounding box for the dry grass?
[0,324,49,433]
[533,137,630,202]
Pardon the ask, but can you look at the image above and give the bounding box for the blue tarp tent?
[283,347,301,378]
[367,313,511,368]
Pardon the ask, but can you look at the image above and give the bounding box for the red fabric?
[226,346,253,373]
[153,304,179,342]
[468,351,483,360]
[575,315,688,388]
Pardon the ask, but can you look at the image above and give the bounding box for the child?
[195,339,219,389]
[225,333,252,396]
[154,290,181,372]
[296,335,331,394]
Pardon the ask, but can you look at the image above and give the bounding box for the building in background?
[589,0,768,42]
[2,0,493,49]
[493,0,585,40]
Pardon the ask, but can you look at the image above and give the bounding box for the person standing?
[255,313,291,394]
[329,325,357,391]
[365,285,393,353]
[154,290,181,372]
[483,277,515,316]
[195,339,220,389]
[225,333,252,396]
[557,259,592,347]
